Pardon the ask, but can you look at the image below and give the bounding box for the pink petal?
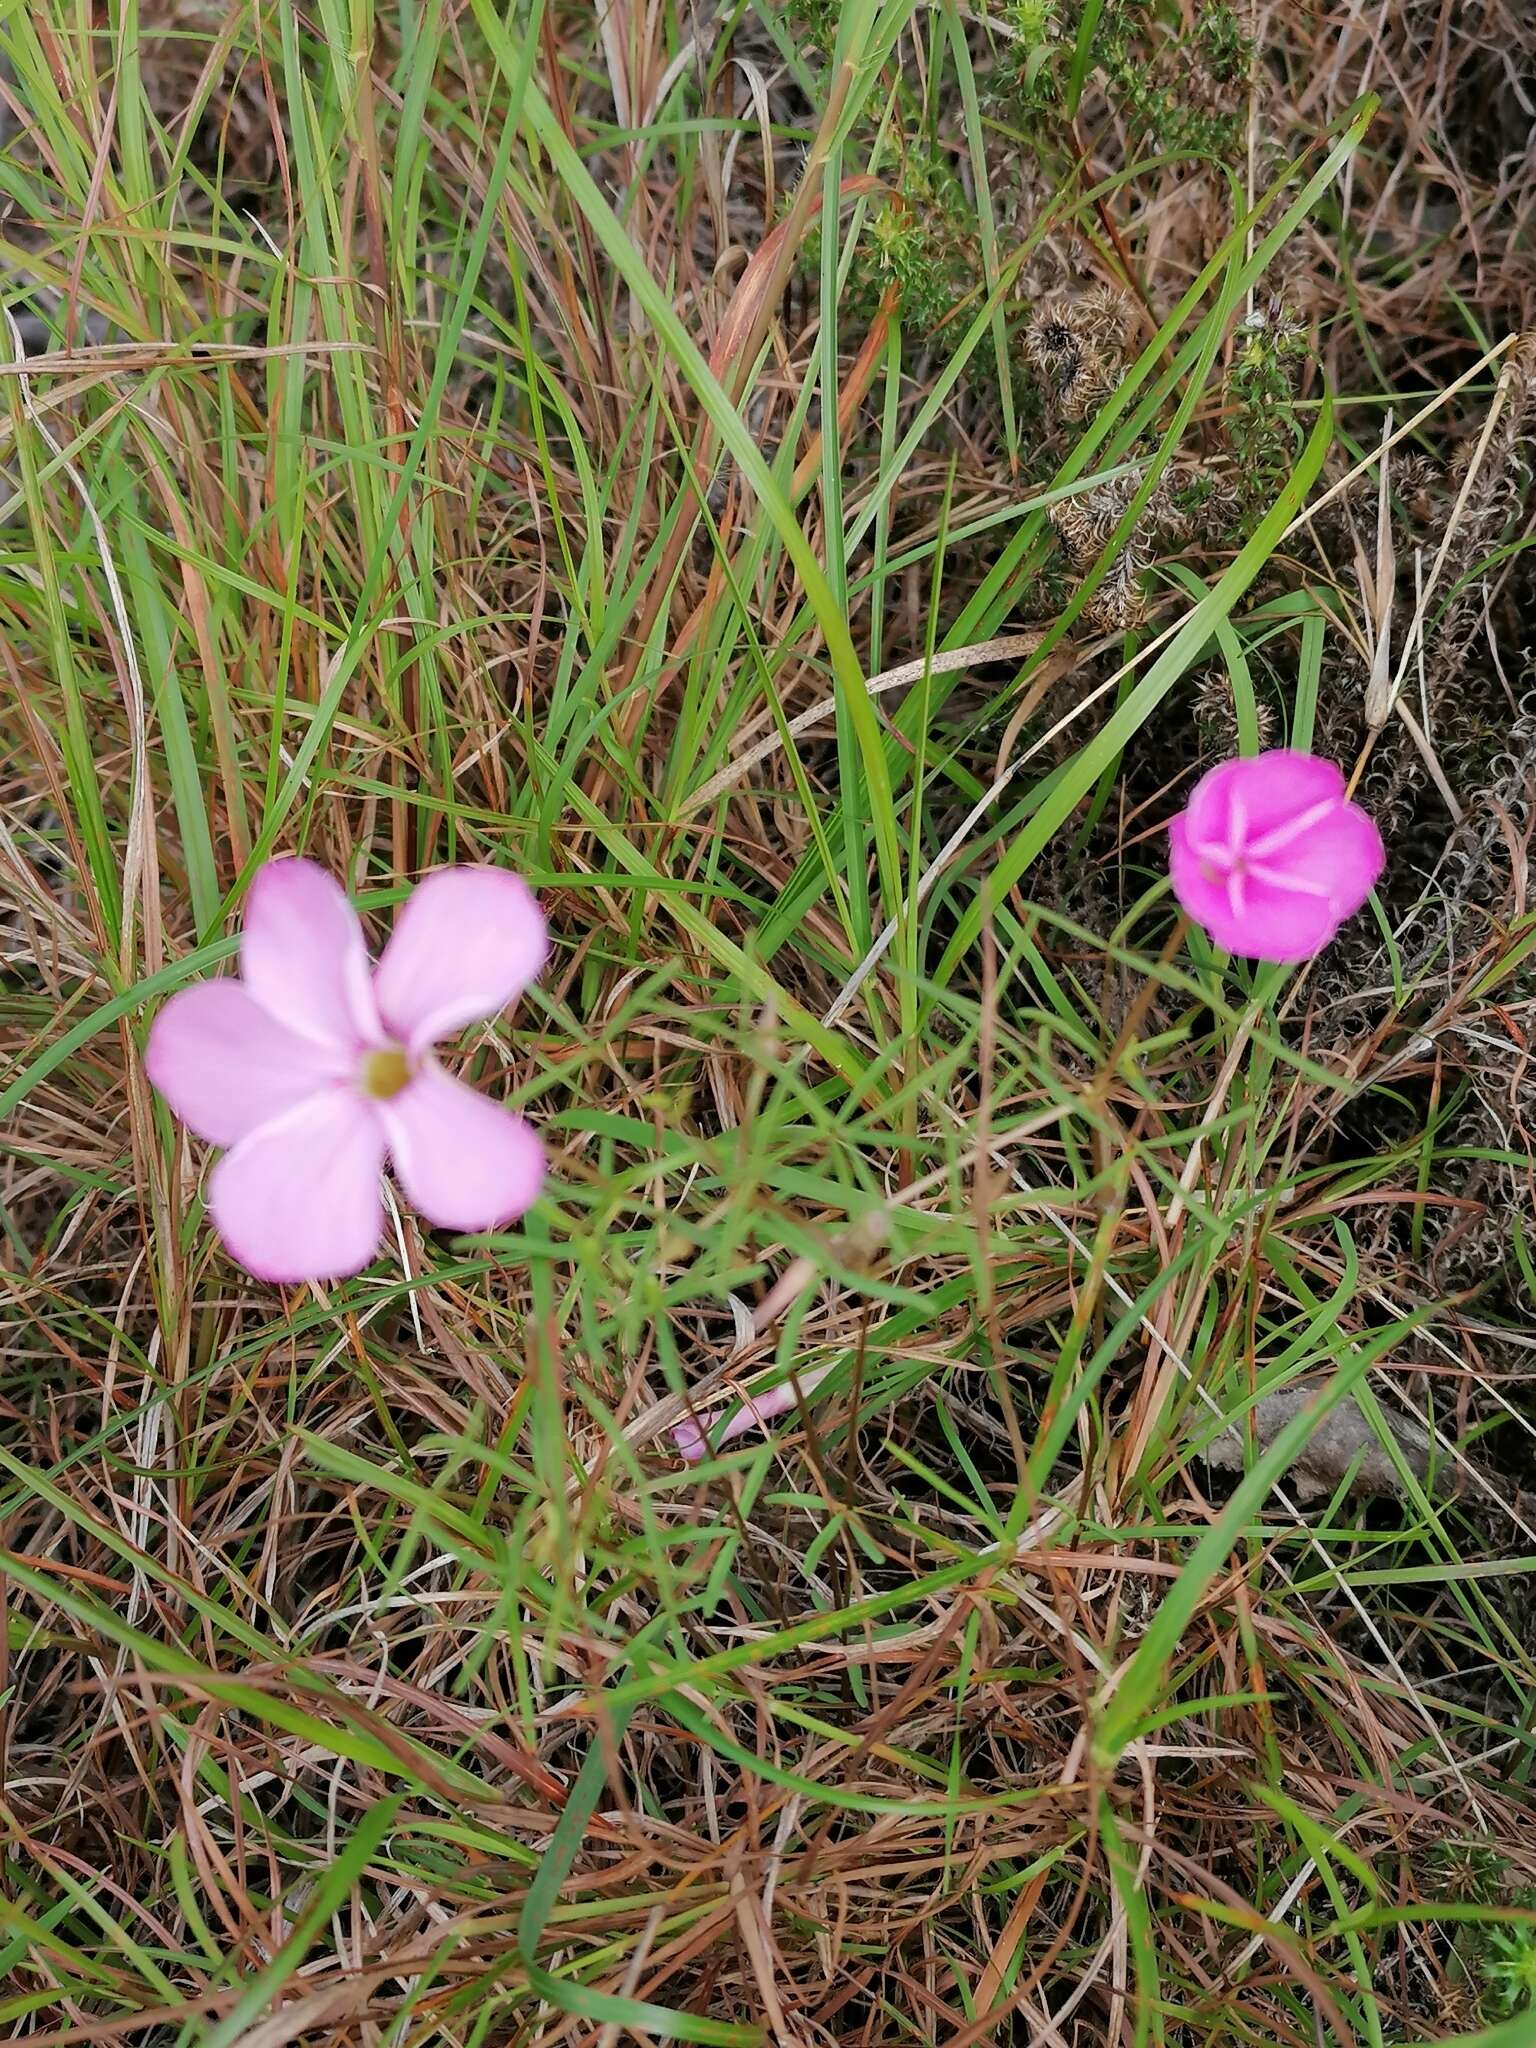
[1167,813,1237,934]
[378,1061,544,1233]
[1184,751,1343,849]
[241,858,382,1052]
[373,868,548,1055]
[1258,801,1385,919]
[209,1091,386,1284]
[146,982,352,1147]
[1172,834,1339,959]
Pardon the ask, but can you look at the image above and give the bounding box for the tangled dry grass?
[3,1,1536,2043]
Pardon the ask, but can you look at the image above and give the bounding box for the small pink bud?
[673,1365,834,1464]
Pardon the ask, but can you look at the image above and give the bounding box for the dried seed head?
[1084,549,1148,630]
[1024,289,1137,422]
[1192,668,1275,755]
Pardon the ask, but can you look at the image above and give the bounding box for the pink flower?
[146,860,548,1283]
[673,1365,833,1464]
[1168,750,1384,962]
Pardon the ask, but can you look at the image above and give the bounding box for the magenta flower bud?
[1168,750,1385,962]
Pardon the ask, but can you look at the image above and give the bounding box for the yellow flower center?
[361,1046,411,1100]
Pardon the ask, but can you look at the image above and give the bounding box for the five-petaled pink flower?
[146,860,547,1284]
[1168,750,1384,962]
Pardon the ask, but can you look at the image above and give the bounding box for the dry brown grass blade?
[1361,407,1396,726]
[683,629,1049,815]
